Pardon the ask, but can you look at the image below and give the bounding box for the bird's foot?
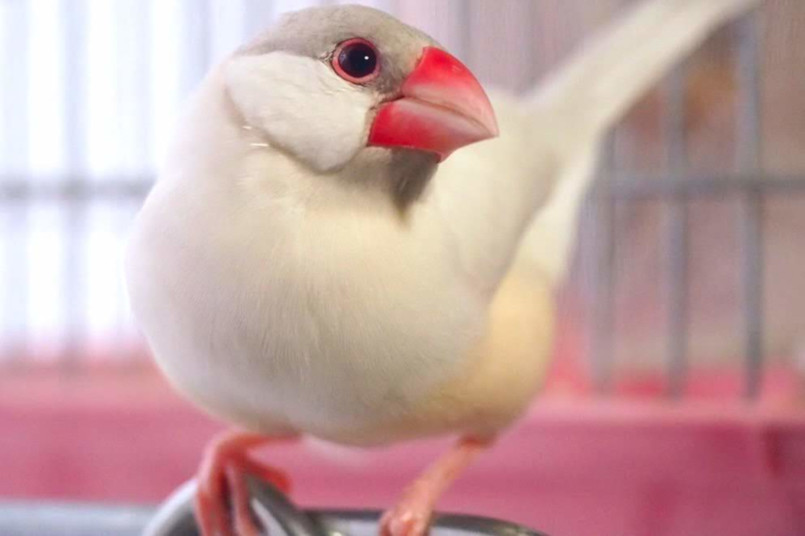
[379,437,493,536]
[379,487,433,536]
[194,431,291,536]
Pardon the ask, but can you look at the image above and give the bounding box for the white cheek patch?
[225,52,376,172]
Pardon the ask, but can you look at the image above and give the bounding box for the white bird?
[125,1,761,535]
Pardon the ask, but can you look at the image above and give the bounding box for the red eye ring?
[331,38,380,84]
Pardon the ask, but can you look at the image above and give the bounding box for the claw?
[380,503,432,536]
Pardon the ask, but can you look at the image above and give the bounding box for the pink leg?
[380,437,494,536]
[194,430,295,536]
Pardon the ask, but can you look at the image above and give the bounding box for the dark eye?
[332,38,380,83]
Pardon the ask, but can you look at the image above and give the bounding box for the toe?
[380,507,431,536]
[194,483,234,536]
[226,463,263,536]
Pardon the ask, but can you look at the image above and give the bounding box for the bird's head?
[224,5,498,177]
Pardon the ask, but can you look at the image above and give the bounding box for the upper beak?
[367,47,499,161]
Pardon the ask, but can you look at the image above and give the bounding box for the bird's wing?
[422,0,762,293]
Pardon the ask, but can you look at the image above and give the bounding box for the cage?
[1,1,804,536]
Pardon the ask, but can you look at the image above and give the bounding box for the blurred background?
[1,1,804,535]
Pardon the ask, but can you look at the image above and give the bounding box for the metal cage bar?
[735,12,765,399]
[664,64,690,398]
[608,173,805,198]
[591,134,618,394]
[0,1,31,363]
[181,0,213,97]
[457,0,473,67]
[61,0,90,367]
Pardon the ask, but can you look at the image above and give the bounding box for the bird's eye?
[332,38,380,83]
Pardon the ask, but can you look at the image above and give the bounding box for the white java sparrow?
[125,1,762,535]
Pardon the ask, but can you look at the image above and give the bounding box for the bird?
[125,1,762,535]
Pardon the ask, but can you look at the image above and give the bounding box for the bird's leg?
[195,430,294,536]
[380,436,493,536]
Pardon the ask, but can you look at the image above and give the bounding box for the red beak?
[368,47,499,161]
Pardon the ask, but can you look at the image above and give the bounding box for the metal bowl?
[145,478,547,536]
[0,478,546,536]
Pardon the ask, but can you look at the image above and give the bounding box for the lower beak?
[367,47,499,161]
